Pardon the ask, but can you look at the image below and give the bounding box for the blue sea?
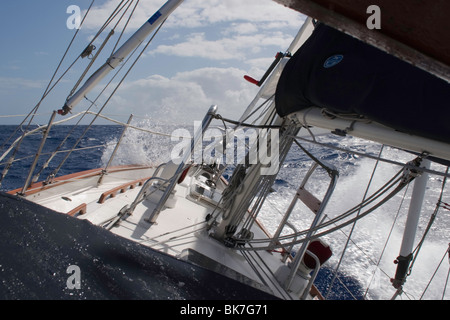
[0,125,125,192]
[0,124,448,300]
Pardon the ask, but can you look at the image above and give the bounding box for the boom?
[59,0,184,116]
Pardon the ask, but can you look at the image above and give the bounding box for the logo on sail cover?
[324,55,344,68]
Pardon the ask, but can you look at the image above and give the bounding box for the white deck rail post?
[146,105,219,224]
[392,158,431,290]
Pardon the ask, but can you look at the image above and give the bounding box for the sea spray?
[100,117,176,167]
[258,135,450,299]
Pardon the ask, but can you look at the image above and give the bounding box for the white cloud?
[147,29,297,64]
[83,0,304,31]
[82,0,161,31]
[0,77,44,89]
[75,0,306,125]
[172,0,304,28]
[81,0,305,69]
[150,32,236,60]
[225,23,259,36]
[111,67,259,123]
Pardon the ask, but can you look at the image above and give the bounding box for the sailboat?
[1,0,449,301]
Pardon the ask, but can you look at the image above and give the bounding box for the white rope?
[84,111,177,138]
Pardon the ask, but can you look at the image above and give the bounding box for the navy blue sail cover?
[0,192,278,300]
[275,23,450,143]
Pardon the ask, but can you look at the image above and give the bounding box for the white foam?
[261,135,450,300]
[101,117,175,167]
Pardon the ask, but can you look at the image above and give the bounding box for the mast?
[58,0,184,116]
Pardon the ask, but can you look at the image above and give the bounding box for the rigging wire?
[49,20,169,180]
[2,0,140,184]
[38,48,136,182]
[240,245,294,300]
[2,0,147,186]
[325,144,385,299]
[363,181,411,299]
[67,30,115,99]
[237,94,276,126]
[420,244,450,300]
[2,2,447,298]
[33,0,96,120]
[48,0,143,179]
[0,111,96,161]
[1,142,116,169]
[0,108,188,171]
[0,1,96,187]
[235,164,415,251]
[442,246,450,300]
[292,135,450,179]
[212,114,282,129]
[45,17,168,181]
[137,223,208,250]
[109,0,140,56]
[259,187,393,299]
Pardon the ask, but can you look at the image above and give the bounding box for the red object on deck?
[303,240,332,269]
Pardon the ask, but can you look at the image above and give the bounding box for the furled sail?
[275,23,450,144]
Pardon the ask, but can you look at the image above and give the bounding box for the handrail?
[300,250,321,300]
[66,203,87,217]
[100,174,173,230]
[270,161,335,249]
[285,169,339,290]
[126,163,168,214]
[145,105,219,224]
[98,176,151,204]
[282,221,299,263]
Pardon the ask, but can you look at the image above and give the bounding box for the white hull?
[10,164,322,300]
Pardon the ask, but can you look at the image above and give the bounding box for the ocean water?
[0,123,449,300]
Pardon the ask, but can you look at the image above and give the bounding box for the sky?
[0,0,305,125]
